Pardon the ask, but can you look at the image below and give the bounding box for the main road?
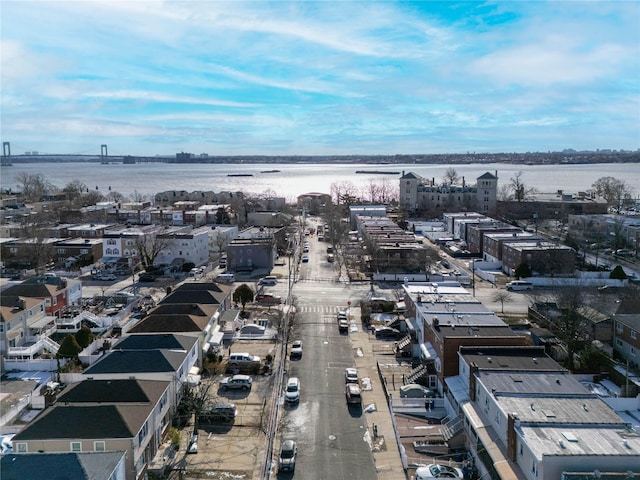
[272,232,377,479]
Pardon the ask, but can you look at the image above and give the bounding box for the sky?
[1,1,639,157]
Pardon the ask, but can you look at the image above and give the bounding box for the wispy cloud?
[1,1,638,155]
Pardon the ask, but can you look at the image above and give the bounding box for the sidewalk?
[351,316,408,480]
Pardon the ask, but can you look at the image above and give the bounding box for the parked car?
[188,433,198,454]
[200,402,237,422]
[95,273,116,281]
[505,280,533,291]
[415,464,463,479]
[220,374,253,391]
[339,319,349,334]
[399,383,436,398]
[346,383,362,404]
[240,324,266,336]
[290,340,303,358]
[374,327,401,340]
[285,377,301,404]
[228,353,261,365]
[258,275,278,286]
[256,293,282,305]
[301,254,309,263]
[345,367,358,384]
[278,439,297,472]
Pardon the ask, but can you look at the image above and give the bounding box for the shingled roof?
[57,379,169,405]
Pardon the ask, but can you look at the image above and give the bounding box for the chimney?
[469,362,478,400]
[462,177,465,187]
[507,413,518,461]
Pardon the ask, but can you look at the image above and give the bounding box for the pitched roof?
[129,314,209,333]
[2,283,59,299]
[400,171,421,179]
[13,405,136,440]
[0,295,43,322]
[1,451,125,480]
[57,379,169,404]
[615,299,640,315]
[159,289,223,305]
[114,333,197,351]
[84,349,187,374]
[477,171,497,179]
[175,282,227,293]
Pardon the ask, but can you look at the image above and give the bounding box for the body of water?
[1,162,638,202]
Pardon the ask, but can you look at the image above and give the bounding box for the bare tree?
[492,290,512,314]
[443,167,460,185]
[509,171,536,202]
[15,172,56,202]
[135,230,170,270]
[591,176,634,211]
[62,179,88,204]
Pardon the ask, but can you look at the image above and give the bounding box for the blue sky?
[1,1,639,156]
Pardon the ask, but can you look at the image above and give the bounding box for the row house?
[52,237,103,268]
[3,275,82,318]
[227,226,281,273]
[65,222,114,239]
[502,241,576,276]
[1,236,103,269]
[154,190,242,208]
[1,451,126,480]
[101,225,162,266]
[130,282,233,359]
[483,231,539,262]
[466,222,522,255]
[82,333,199,416]
[402,282,528,395]
[612,299,640,370]
[154,226,210,268]
[0,295,55,369]
[11,379,171,480]
[447,346,639,479]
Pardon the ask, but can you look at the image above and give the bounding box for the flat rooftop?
[478,370,597,398]
[498,396,625,426]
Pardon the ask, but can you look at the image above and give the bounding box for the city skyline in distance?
[2,1,639,157]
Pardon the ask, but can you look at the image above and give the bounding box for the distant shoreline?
[3,150,639,166]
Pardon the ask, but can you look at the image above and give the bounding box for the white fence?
[2,358,63,372]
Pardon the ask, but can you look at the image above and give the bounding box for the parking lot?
[176,342,279,479]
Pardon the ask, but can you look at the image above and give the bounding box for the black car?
[374,327,401,340]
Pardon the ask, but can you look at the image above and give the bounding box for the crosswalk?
[296,305,351,314]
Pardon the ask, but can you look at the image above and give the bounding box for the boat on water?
[355,170,400,175]
[227,173,254,177]
[260,169,281,173]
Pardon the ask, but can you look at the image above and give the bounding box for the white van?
[506,280,533,291]
[216,273,235,284]
[259,276,278,286]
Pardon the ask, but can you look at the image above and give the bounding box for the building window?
[631,331,637,340]
[94,441,106,452]
[631,347,637,357]
[15,443,27,453]
[138,421,149,445]
[616,322,624,334]
[70,441,81,452]
[0,324,4,333]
